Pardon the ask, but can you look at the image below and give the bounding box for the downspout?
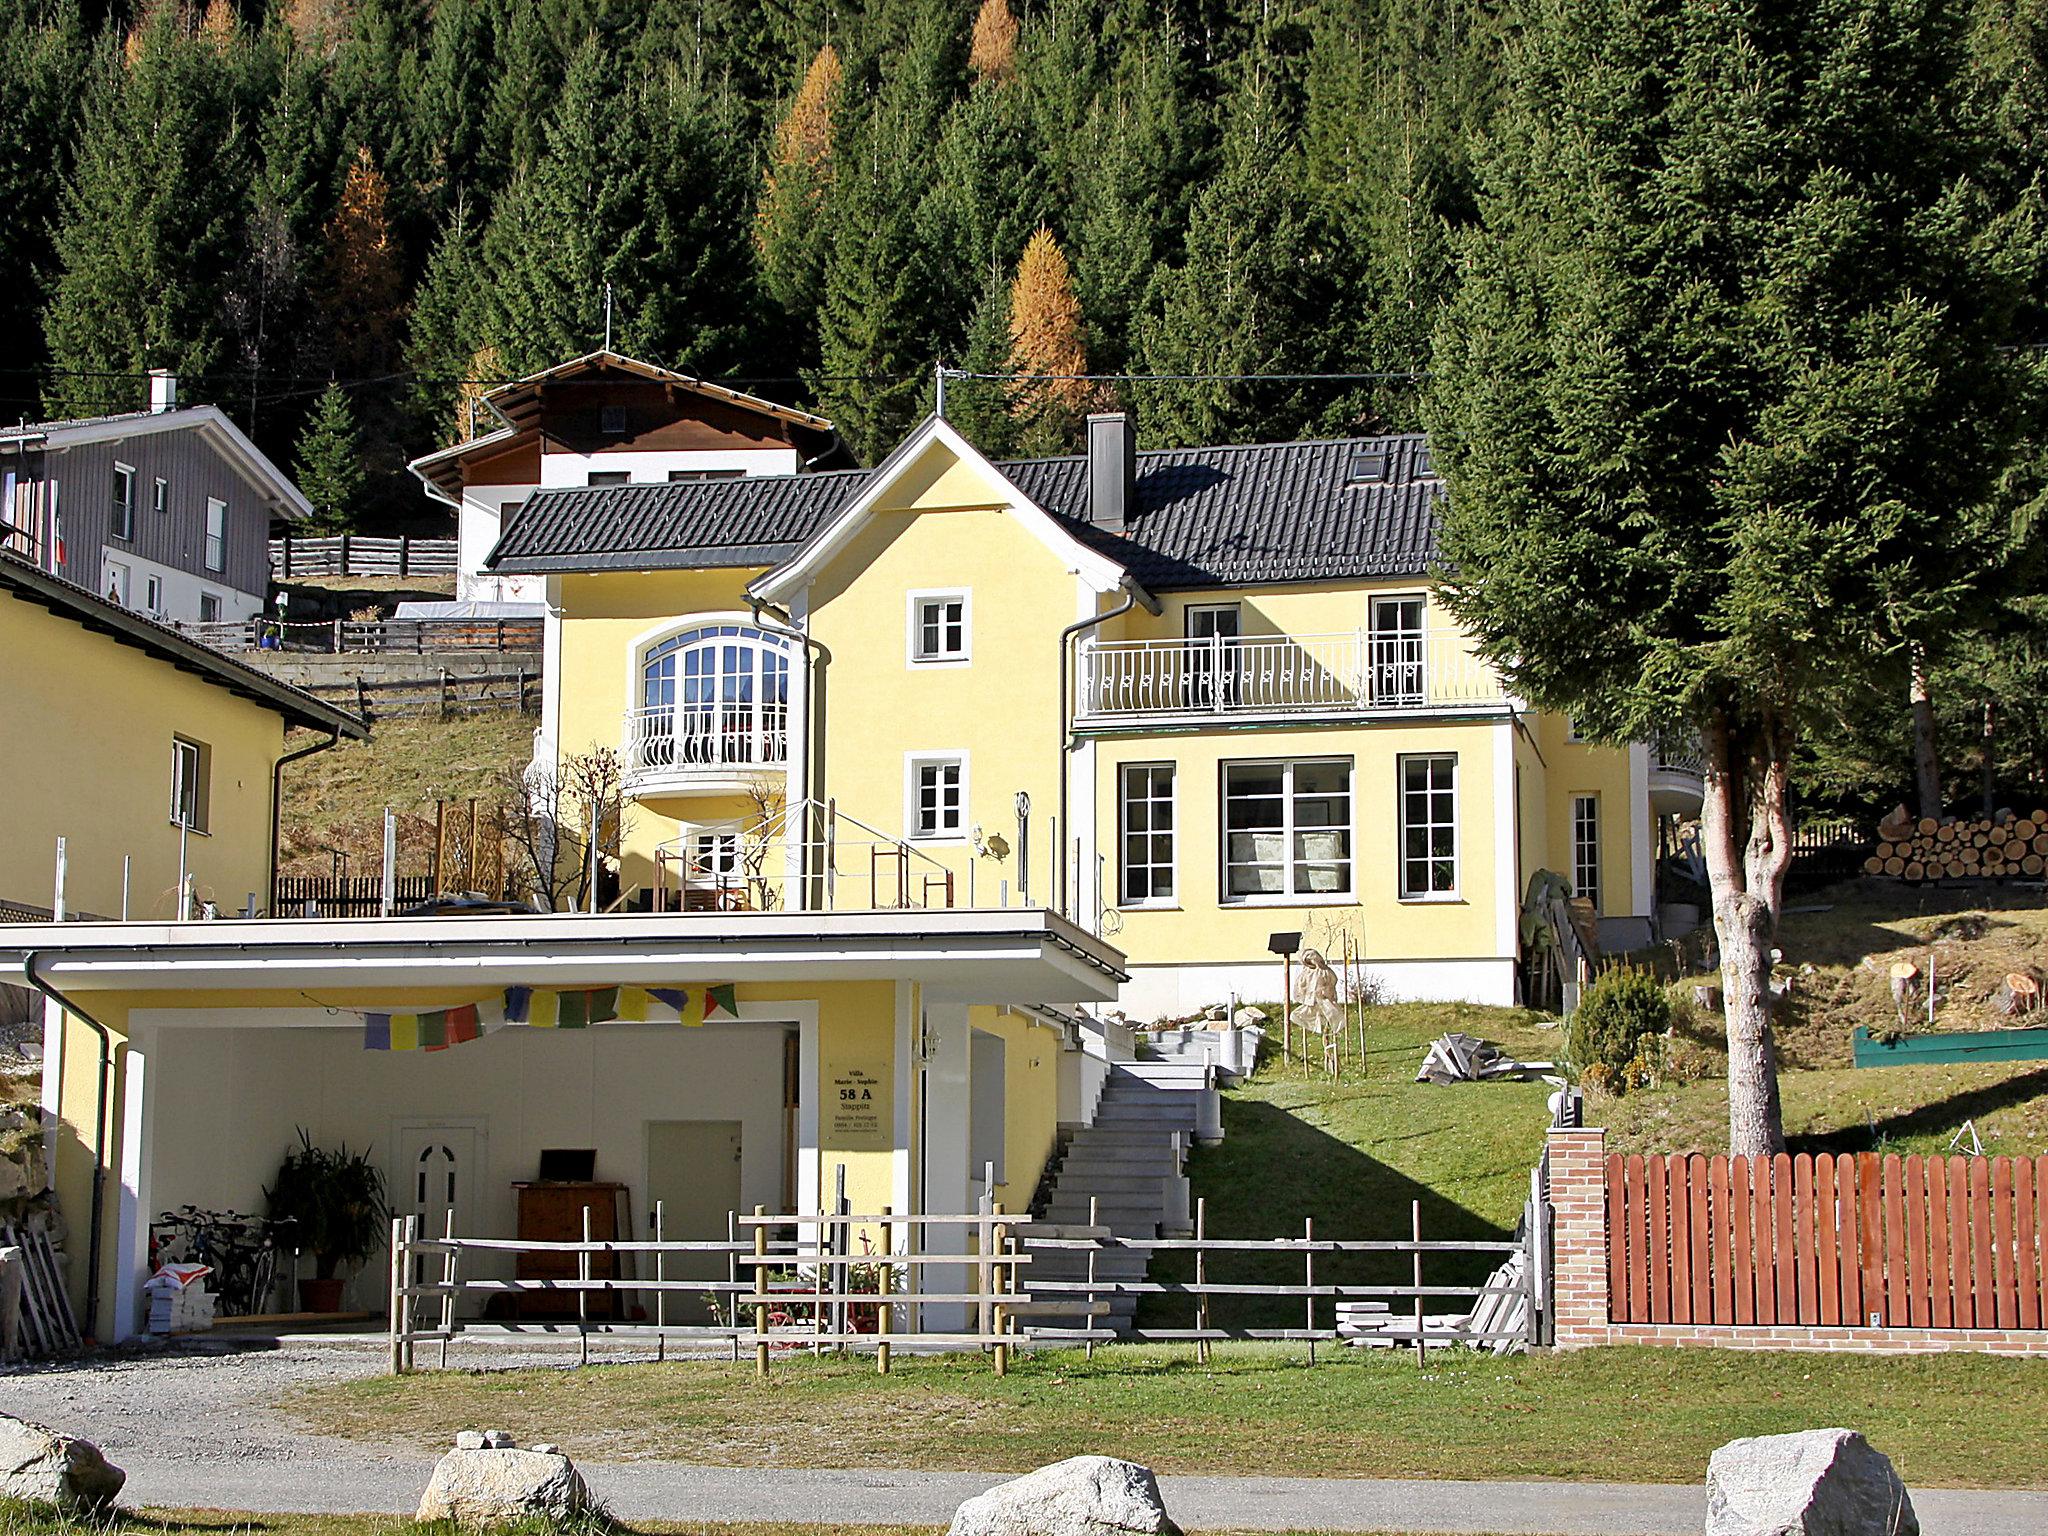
[749,596,831,907]
[22,952,112,1342]
[1057,585,1142,917]
[269,728,344,913]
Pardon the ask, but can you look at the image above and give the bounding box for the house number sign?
[825,1059,891,1150]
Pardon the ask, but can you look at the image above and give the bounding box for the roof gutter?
[748,595,832,911]
[1056,582,1144,918]
[22,952,112,1343]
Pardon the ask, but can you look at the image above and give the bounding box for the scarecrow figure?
[1290,948,1344,1036]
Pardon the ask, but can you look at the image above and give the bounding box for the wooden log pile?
[1863,806,2048,883]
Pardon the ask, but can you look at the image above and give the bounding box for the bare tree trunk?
[1908,648,1941,820]
[1700,708,1789,1158]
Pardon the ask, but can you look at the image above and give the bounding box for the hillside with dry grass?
[1602,882,2048,1157]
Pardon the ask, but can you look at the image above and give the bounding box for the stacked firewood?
[1864,806,2048,882]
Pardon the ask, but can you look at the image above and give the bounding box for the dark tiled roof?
[490,469,871,572]
[489,434,1443,589]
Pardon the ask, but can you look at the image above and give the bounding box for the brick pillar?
[1546,1126,1611,1348]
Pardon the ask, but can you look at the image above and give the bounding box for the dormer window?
[1345,448,1390,486]
[600,406,628,435]
[1412,442,1437,479]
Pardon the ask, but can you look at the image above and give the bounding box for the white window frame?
[170,736,208,833]
[1220,756,1354,904]
[203,497,227,572]
[102,557,131,607]
[197,590,222,625]
[1572,793,1601,913]
[152,476,168,516]
[1368,593,1427,707]
[904,751,968,841]
[1398,752,1460,900]
[1119,762,1177,907]
[906,588,971,667]
[143,573,164,616]
[111,463,135,541]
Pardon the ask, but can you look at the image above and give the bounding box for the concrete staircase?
[1028,1061,1218,1336]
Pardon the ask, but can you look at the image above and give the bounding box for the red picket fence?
[1606,1152,2047,1331]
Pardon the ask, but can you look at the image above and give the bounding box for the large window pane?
[1223,758,1352,899]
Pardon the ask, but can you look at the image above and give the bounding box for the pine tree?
[0,4,87,380]
[294,381,366,532]
[944,261,1018,456]
[1137,50,1320,446]
[912,70,1042,352]
[322,146,406,375]
[1006,226,1095,454]
[405,204,485,439]
[43,10,250,418]
[1428,0,2039,1156]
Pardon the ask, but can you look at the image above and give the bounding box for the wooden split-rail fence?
[270,534,458,579]
[1607,1151,2048,1330]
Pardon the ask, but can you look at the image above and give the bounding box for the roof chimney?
[1086,412,1134,535]
[148,368,178,415]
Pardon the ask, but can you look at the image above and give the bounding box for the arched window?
[633,624,791,769]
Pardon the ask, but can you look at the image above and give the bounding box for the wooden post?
[1305,1215,1316,1365]
[387,1216,405,1374]
[654,1200,667,1364]
[992,1202,1009,1377]
[1282,952,1293,1064]
[752,1206,770,1378]
[1085,1195,1100,1361]
[1195,1197,1209,1365]
[578,1205,592,1368]
[440,1209,457,1370]
[877,1205,893,1375]
[1412,1200,1425,1368]
[402,1214,419,1373]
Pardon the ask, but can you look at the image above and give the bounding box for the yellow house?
[0,551,364,926]
[495,414,1701,1015]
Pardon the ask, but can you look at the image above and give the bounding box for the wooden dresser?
[513,1181,629,1319]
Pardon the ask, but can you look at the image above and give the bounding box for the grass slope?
[1601,882,2048,1157]
[1152,1003,1558,1327]
[285,1343,2048,1488]
[278,712,533,878]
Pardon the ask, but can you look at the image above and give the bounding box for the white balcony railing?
[1076,630,1509,720]
[621,704,789,781]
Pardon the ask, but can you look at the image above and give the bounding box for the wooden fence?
[299,668,538,723]
[273,873,436,917]
[178,617,540,654]
[1789,818,1873,887]
[1607,1152,2048,1330]
[271,535,458,579]
[389,1206,1029,1374]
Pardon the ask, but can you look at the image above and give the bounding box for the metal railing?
[650,797,956,913]
[1652,731,1708,776]
[620,704,789,781]
[1076,629,1509,719]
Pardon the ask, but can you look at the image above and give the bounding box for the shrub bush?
[1569,964,1672,1091]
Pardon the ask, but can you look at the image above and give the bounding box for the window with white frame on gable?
[907,753,966,839]
[1398,753,1458,898]
[908,591,969,664]
[1120,762,1176,905]
[111,464,135,541]
[1572,794,1601,912]
[1222,757,1352,899]
[204,497,227,571]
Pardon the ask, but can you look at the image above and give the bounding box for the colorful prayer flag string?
[364,984,735,1049]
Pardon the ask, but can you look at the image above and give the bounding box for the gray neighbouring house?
[0,371,308,626]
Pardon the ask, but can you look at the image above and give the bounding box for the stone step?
[1047,1175,1175,1197]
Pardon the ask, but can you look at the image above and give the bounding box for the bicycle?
[150,1207,300,1316]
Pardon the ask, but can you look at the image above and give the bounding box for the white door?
[394,1122,480,1298]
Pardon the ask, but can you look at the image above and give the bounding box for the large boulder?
[948,1456,1180,1536]
[0,1413,126,1513]
[1706,1429,1918,1536]
[415,1441,594,1527]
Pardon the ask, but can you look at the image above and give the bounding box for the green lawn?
[281,1343,2048,1489]
[1155,1003,1557,1327]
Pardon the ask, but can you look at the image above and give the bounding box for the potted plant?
[264,1128,387,1314]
